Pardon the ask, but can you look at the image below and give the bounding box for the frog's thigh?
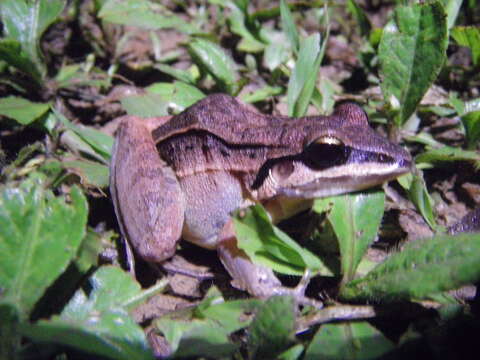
[110,117,185,263]
[180,171,243,248]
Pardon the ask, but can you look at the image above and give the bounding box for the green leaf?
[263,40,290,71]
[346,0,372,37]
[0,177,88,316]
[21,266,154,360]
[341,233,480,301]
[278,344,304,360]
[196,298,261,334]
[314,191,385,283]
[55,110,113,163]
[121,93,171,117]
[122,82,205,117]
[54,63,112,89]
[74,227,106,272]
[0,39,41,82]
[227,2,265,53]
[407,172,437,230]
[379,2,448,125]
[304,322,394,360]
[188,38,239,94]
[0,303,21,360]
[287,32,328,117]
[155,293,258,357]
[415,145,480,168]
[240,85,283,103]
[233,205,331,276]
[98,0,197,33]
[247,296,296,359]
[62,159,110,188]
[451,26,480,66]
[280,0,300,54]
[153,63,196,84]
[0,96,49,125]
[461,111,480,149]
[440,0,463,29]
[0,0,65,81]
[146,81,205,111]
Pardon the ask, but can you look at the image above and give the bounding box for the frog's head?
[255,103,412,199]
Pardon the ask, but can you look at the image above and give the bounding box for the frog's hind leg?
[217,221,322,307]
[110,116,185,264]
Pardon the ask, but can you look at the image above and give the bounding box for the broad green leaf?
[0,177,87,316]
[379,2,448,125]
[154,63,197,84]
[55,110,113,163]
[73,125,113,162]
[121,93,171,117]
[305,322,394,360]
[341,233,480,301]
[74,227,106,272]
[21,266,153,360]
[60,129,110,165]
[247,296,296,359]
[98,0,197,33]
[233,205,331,276]
[54,63,111,89]
[227,2,265,53]
[196,298,261,334]
[415,145,480,168]
[62,159,110,188]
[312,77,337,114]
[407,172,436,230]
[441,0,463,29]
[157,318,237,358]
[346,0,372,37]
[146,81,205,111]
[0,96,49,125]
[314,191,385,282]
[155,292,257,357]
[0,39,41,82]
[263,41,290,71]
[280,0,300,54]
[278,344,304,360]
[287,32,328,117]
[451,26,480,66]
[0,0,65,81]
[188,38,239,94]
[122,82,205,117]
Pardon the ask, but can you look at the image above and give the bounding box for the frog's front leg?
[110,116,186,263]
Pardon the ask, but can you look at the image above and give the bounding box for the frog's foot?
[265,270,323,309]
[217,234,322,308]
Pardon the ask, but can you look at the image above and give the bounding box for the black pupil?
[302,143,350,169]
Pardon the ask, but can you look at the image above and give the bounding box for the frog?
[110,94,412,299]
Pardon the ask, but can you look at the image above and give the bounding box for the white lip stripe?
[307,162,404,179]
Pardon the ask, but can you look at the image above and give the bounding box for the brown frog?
[110,94,411,298]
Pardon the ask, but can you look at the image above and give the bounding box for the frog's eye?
[303,136,350,169]
[313,136,343,146]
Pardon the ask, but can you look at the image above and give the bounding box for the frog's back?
[152,94,299,146]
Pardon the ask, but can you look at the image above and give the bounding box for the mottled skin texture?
[110,94,411,298]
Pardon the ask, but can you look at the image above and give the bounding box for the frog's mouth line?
[276,162,411,198]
